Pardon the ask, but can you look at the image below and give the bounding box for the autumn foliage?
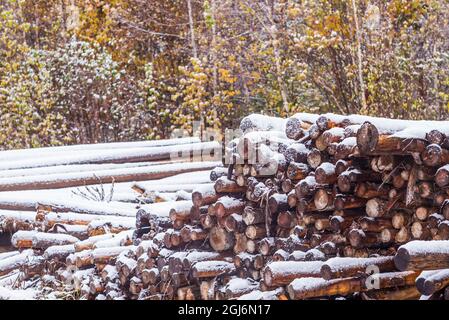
[1,0,448,149]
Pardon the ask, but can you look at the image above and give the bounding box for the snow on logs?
[2,112,449,300]
[0,161,221,192]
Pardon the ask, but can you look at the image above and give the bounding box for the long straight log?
[419,269,449,295]
[262,261,323,287]
[288,271,418,300]
[394,240,449,271]
[320,256,395,280]
[0,160,221,192]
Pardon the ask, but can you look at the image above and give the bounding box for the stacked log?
[2,113,449,300]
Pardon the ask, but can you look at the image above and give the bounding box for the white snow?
[322,256,394,272]
[399,240,449,255]
[193,260,235,274]
[289,277,332,292]
[339,137,357,146]
[240,114,287,133]
[0,287,37,300]
[224,277,259,294]
[0,137,200,162]
[0,161,221,190]
[238,288,285,300]
[183,251,220,264]
[0,141,220,170]
[317,162,336,175]
[265,261,323,276]
[43,244,76,259]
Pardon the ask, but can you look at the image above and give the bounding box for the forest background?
[1,0,449,149]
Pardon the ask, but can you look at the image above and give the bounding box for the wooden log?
[285,116,308,140]
[391,212,411,230]
[286,162,310,180]
[357,122,427,155]
[10,230,37,249]
[394,240,449,271]
[361,285,420,300]
[0,159,219,192]
[263,261,323,287]
[426,130,449,148]
[436,165,449,188]
[380,229,398,243]
[214,177,246,193]
[245,224,267,240]
[287,191,298,208]
[74,234,115,252]
[295,176,320,198]
[438,220,449,240]
[418,181,434,199]
[214,197,245,218]
[0,250,34,276]
[395,227,411,244]
[348,229,382,248]
[200,214,216,229]
[365,198,389,218]
[321,127,345,147]
[321,256,395,280]
[419,269,449,295]
[422,144,449,167]
[305,148,324,169]
[280,179,293,194]
[192,184,219,207]
[330,215,354,232]
[224,214,245,233]
[334,195,367,210]
[335,137,358,159]
[92,246,135,265]
[191,261,235,278]
[315,163,337,185]
[268,194,289,214]
[414,206,433,221]
[43,244,75,262]
[335,160,352,176]
[288,271,417,300]
[242,206,265,226]
[360,217,393,232]
[210,167,228,182]
[313,189,334,211]
[410,221,431,240]
[209,226,235,251]
[284,143,310,163]
[338,169,381,193]
[259,237,276,256]
[277,211,297,229]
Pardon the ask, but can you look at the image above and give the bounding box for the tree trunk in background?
[351,0,367,112]
[187,0,198,59]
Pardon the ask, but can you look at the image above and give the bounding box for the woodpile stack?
[1,113,449,300]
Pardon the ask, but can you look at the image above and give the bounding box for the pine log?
[209,226,235,251]
[422,144,449,167]
[394,240,449,271]
[419,269,449,295]
[263,261,323,287]
[321,256,395,280]
[191,260,235,278]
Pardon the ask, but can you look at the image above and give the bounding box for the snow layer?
[240,114,287,133]
[0,141,220,171]
[0,137,201,162]
[323,256,393,272]
[0,287,37,300]
[238,288,285,300]
[266,261,323,276]
[399,240,449,255]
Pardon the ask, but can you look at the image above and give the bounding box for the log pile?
[1,113,449,300]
